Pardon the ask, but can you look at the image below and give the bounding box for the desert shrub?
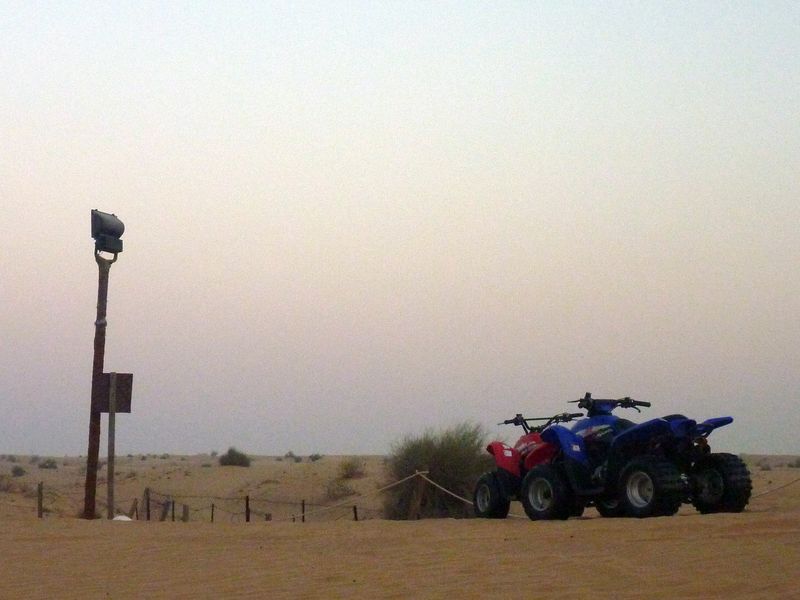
[38,458,58,470]
[219,447,251,467]
[789,458,800,469]
[383,422,490,520]
[7,455,17,463]
[339,457,365,480]
[29,455,40,465]
[201,463,212,468]
[210,450,218,457]
[11,465,26,477]
[309,453,323,462]
[760,463,772,471]
[283,451,302,463]
[0,475,31,495]
[326,478,356,500]
[0,475,14,492]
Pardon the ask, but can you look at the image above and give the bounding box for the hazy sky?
[2,2,799,457]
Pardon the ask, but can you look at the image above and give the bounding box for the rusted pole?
[83,253,115,519]
[144,487,151,520]
[37,482,43,518]
[353,505,358,522]
[301,499,305,523]
[211,503,215,523]
[245,496,251,522]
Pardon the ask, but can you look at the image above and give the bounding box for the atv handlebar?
[498,412,584,434]
[570,393,651,412]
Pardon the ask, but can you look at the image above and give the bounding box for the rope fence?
[3,473,799,521]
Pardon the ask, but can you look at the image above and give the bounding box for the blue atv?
[520,393,752,520]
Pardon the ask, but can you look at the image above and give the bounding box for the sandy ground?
[1,454,798,599]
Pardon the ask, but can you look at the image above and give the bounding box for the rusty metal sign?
[94,372,133,413]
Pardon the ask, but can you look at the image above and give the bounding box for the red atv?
[473,412,583,518]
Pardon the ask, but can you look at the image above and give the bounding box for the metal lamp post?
[83,210,125,519]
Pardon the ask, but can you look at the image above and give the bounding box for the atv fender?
[541,425,589,467]
[609,418,672,452]
[667,417,697,438]
[697,417,733,436]
[486,442,521,478]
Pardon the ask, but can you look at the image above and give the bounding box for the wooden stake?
[407,471,427,520]
[37,482,43,518]
[128,498,138,519]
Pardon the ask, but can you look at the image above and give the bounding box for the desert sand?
[1,453,798,599]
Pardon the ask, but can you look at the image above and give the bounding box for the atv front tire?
[619,456,683,518]
[520,465,571,521]
[691,453,752,514]
[473,472,511,519]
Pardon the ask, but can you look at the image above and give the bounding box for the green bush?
[219,447,251,467]
[38,458,58,470]
[339,457,365,480]
[309,453,324,462]
[11,465,26,477]
[326,478,356,500]
[789,457,800,469]
[383,422,490,520]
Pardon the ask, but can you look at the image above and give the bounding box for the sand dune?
[1,454,798,598]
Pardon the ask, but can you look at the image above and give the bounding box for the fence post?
[353,505,358,522]
[301,499,305,523]
[407,471,426,520]
[211,503,215,523]
[182,504,189,522]
[37,482,44,518]
[265,513,272,522]
[144,487,151,521]
[159,499,170,521]
[128,498,139,519]
[171,500,175,522]
[245,496,250,522]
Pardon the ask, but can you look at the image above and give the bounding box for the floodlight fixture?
[91,209,125,254]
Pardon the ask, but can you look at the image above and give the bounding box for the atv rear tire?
[691,453,752,514]
[619,456,683,518]
[473,472,511,519]
[520,465,571,521]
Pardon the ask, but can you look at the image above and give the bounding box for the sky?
[1,1,799,457]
